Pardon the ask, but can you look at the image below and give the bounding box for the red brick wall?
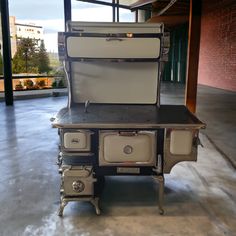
[198,0,236,91]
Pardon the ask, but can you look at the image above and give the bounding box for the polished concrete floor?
[0,84,235,236]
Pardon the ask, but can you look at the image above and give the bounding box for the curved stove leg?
[156,175,165,215]
[58,198,68,217]
[91,197,101,215]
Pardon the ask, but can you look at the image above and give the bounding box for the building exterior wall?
[9,16,17,56]
[198,0,236,91]
[15,23,43,49]
[7,17,44,57]
[0,16,17,57]
[16,23,43,42]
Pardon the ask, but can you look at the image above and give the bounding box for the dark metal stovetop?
[53,104,205,129]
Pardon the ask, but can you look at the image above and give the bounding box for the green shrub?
[51,80,57,88]
[58,79,65,88]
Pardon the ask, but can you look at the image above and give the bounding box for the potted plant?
[36,79,46,89]
[24,79,34,90]
[15,81,24,91]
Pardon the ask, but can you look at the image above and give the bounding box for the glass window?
[72,1,134,22]
[72,2,112,22]
[119,8,135,22]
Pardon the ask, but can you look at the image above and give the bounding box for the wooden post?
[185,0,202,113]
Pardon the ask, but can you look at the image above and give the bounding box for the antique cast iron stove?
[52,22,205,216]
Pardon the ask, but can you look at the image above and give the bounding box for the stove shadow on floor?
[62,175,218,219]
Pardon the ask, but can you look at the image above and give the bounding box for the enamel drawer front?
[67,37,161,59]
[62,167,95,196]
[164,129,198,173]
[170,130,193,155]
[63,131,91,151]
[99,131,156,166]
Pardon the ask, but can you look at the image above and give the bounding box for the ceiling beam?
[155,0,178,16]
[147,15,188,26]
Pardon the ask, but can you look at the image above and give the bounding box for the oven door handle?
[118,131,137,136]
[106,37,124,42]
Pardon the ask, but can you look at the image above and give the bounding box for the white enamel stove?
[54,21,205,217]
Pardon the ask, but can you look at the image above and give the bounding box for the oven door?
[99,131,156,166]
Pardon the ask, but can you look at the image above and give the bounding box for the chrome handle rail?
[106,38,123,42]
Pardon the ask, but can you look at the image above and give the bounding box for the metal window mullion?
[116,0,119,22]
[0,0,13,105]
[112,0,116,22]
[64,0,72,31]
[135,10,139,22]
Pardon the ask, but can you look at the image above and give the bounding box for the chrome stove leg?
[154,175,164,215]
[90,197,101,215]
[57,154,62,166]
[58,198,68,217]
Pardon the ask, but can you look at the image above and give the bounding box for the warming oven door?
[99,131,157,166]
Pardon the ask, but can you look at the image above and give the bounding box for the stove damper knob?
[72,180,85,193]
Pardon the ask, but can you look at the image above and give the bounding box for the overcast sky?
[9,0,134,52]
